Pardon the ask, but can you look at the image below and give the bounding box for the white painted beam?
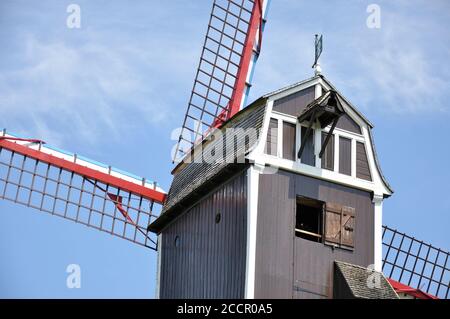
[244,164,261,299]
[373,194,384,272]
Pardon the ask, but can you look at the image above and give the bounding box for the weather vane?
[312,34,323,74]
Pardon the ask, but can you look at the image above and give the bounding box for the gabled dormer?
[247,75,393,198]
[151,74,394,299]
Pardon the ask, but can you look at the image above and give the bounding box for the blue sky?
[0,0,449,298]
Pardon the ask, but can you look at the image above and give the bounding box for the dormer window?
[356,142,372,181]
[263,87,376,186]
[297,90,344,167]
[321,132,334,171]
[300,126,315,165]
[282,122,296,160]
[264,118,278,156]
[339,136,352,176]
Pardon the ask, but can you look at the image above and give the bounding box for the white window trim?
[249,93,391,196]
[336,135,353,177]
[268,112,298,160]
[259,153,377,193]
[270,110,297,123]
[351,139,357,178]
[314,126,321,169]
[334,131,340,174]
[277,118,282,158]
[258,115,377,190]
[323,125,364,142]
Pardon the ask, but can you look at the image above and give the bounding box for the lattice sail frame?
[173,0,269,162]
[0,131,166,250]
[382,225,449,298]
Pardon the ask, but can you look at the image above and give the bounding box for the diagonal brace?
[319,116,339,158]
[297,109,318,159]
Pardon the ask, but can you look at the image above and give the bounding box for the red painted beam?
[0,139,167,204]
[212,0,263,129]
[228,0,262,116]
[388,278,438,299]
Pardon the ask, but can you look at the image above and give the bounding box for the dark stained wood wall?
[321,132,334,170]
[265,118,278,156]
[255,170,374,299]
[336,114,361,134]
[273,86,315,116]
[356,142,372,181]
[159,171,248,299]
[301,126,315,166]
[339,136,352,176]
[282,122,296,160]
[273,86,361,136]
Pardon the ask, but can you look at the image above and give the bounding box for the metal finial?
[312,34,323,74]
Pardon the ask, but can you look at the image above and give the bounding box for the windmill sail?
[382,225,449,298]
[173,0,269,162]
[0,130,166,250]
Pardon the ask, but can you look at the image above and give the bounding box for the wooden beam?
[319,116,339,158]
[297,109,318,159]
[295,228,322,238]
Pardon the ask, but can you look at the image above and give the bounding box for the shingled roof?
[334,261,399,299]
[148,99,267,233]
[149,75,394,233]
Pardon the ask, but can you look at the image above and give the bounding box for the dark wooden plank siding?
[255,170,374,299]
[159,171,247,299]
[159,102,265,221]
[282,122,296,160]
[339,136,352,176]
[321,132,334,171]
[336,114,361,134]
[273,86,315,116]
[356,142,372,181]
[300,126,315,166]
[265,118,278,156]
[255,172,295,298]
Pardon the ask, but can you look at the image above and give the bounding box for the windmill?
[0,0,448,299]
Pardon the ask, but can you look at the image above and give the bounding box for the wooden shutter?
[339,136,351,176]
[325,203,342,244]
[325,202,356,248]
[356,142,372,181]
[321,132,334,171]
[341,206,355,248]
[300,126,315,166]
[265,118,278,156]
[282,122,296,160]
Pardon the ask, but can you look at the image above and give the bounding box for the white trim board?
[155,233,162,299]
[244,165,260,299]
[256,154,387,195]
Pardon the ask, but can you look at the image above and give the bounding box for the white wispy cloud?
[250,0,450,115]
[344,4,450,115]
[1,0,448,152]
[0,34,170,146]
[0,1,204,148]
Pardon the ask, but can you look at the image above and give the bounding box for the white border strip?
[244,165,260,299]
[155,233,162,298]
[1,133,165,194]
